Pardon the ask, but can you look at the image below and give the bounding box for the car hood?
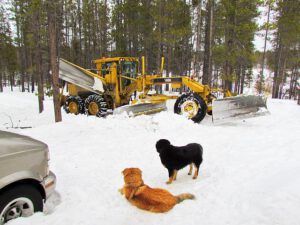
[0,130,48,157]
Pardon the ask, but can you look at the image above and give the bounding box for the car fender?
[0,170,42,191]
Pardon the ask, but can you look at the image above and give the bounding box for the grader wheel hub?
[88,102,99,115]
[69,102,79,114]
[181,100,199,119]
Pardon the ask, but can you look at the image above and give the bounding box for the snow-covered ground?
[0,88,300,225]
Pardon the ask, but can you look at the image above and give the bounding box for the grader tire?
[174,93,207,123]
[85,94,108,117]
[63,96,84,115]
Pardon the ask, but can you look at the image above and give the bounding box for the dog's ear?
[122,168,130,176]
[135,168,142,174]
[122,168,142,176]
[156,139,170,153]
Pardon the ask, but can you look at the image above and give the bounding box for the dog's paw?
[166,181,172,185]
[188,172,192,175]
[118,188,124,194]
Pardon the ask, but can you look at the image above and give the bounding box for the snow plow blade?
[113,102,167,116]
[59,58,105,94]
[212,95,268,124]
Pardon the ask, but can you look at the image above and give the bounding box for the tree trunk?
[289,67,294,99]
[234,66,241,93]
[48,0,62,123]
[20,48,26,92]
[156,0,163,94]
[77,0,82,65]
[298,88,300,105]
[166,45,172,91]
[103,0,108,56]
[202,0,214,86]
[10,73,14,91]
[193,0,202,79]
[224,0,236,92]
[0,72,3,92]
[15,2,25,92]
[20,46,26,93]
[34,6,44,113]
[272,37,283,99]
[278,58,287,99]
[259,1,271,94]
[240,67,245,94]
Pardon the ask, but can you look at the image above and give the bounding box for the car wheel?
[0,185,43,224]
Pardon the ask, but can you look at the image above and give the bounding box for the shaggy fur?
[120,168,194,213]
[156,139,203,184]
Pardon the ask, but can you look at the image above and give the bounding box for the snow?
[92,77,104,92]
[0,88,300,225]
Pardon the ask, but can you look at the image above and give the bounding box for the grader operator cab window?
[120,60,138,87]
[101,62,112,76]
[121,61,137,79]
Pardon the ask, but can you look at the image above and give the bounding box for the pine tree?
[272,0,300,99]
[202,0,214,85]
[47,0,62,122]
[0,6,17,92]
[213,0,260,93]
[257,0,274,95]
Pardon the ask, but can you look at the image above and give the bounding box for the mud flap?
[113,102,167,116]
[212,95,269,124]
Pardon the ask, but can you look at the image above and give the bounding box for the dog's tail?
[176,193,195,203]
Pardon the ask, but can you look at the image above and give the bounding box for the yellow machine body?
[59,56,267,123]
[91,57,214,110]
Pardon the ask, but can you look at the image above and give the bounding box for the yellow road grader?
[59,57,267,123]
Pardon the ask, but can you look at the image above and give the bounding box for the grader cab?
[59,57,268,123]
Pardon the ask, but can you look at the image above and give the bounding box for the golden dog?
[119,168,195,213]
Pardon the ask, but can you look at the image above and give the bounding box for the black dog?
[156,139,203,184]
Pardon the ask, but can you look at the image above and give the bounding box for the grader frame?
[59,56,267,123]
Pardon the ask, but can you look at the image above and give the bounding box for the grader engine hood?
[59,58,105,94]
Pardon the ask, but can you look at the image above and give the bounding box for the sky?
[254,5,276,52]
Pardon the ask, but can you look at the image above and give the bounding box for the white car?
[0,130,56,224]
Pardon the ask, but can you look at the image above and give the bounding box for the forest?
[0,0,299,104]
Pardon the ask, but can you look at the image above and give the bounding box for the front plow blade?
[212,95,268,124]
[113,102,167,116]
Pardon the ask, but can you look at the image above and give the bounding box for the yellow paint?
[88,102,99,115]
[160,57,164,75]
[69,102,79,114]
[61,56,233,118]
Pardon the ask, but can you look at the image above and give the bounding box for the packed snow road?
[0,89,299,225]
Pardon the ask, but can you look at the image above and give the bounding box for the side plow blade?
[212,95,269,124]
[59,58,104,94]
[113,102,167,117]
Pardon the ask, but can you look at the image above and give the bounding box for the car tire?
[0,184,43,224]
